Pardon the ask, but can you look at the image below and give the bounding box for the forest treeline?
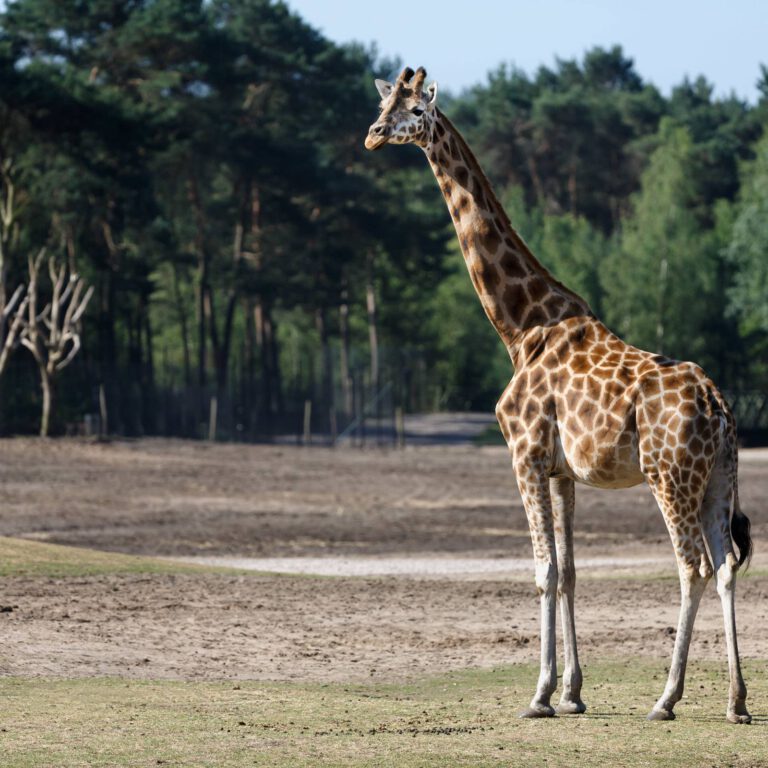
[0,0,767,440]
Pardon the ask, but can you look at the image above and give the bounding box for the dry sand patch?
[1,571,767,683]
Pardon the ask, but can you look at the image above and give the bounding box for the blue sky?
[286,0,767,102]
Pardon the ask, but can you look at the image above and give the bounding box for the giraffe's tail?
[723,414,753,570]
[714,389,753,570]
[731,495,753,570]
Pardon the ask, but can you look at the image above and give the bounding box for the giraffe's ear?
[375,79,394,99]
[427,81,438,107]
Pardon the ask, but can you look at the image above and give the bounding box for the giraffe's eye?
[411,107,424,116]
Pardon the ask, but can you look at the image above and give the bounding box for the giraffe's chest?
[497,366,645,489]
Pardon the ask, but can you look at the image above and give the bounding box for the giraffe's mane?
[437,110,594,318]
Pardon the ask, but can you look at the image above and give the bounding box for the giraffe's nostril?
[373,124,386,135]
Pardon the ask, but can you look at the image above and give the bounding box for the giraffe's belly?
[553,432,645,489]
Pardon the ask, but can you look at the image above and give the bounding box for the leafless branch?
[0,291,28,376]
[2,283,24,319]
[20,249,93,375]
[0,159,27,377]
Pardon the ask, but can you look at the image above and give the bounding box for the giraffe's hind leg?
[550,477,586,714]
[646,472,712,721]
[700,458,751,724]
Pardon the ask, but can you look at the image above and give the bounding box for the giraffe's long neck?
[424,111,593,361]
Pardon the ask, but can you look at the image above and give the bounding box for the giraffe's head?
[365,66,438,151]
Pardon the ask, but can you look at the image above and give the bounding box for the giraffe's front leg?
[516,462,558,718]
[551,476,586,715]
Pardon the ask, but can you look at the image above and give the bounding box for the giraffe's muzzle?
[365,122,390,150]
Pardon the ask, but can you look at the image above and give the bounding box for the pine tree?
[604,120,715,363]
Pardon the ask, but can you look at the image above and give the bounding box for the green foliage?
[453,47,665,233]
[429,244,511,410]
[727,132,768,334]
[0,4,766,435]
[603,121,715,364]
[724,132,768,384]
[537,213,610,316]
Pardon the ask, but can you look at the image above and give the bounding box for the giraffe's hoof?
[646,708,675,721]
[518,705,556,719]
[726,712,752,724]
[555,699,587,715]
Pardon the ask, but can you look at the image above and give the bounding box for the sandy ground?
[0,436,766,683]
[2,571,767,683]
[171,554,674,576]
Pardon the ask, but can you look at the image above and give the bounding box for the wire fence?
[1,343,767,447]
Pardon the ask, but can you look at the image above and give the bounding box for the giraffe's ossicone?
[365,66,752,724]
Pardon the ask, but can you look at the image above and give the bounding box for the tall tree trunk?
[214,289,237,399]
[268,309,284,417]
[143,296,156,434]
[126,304,142,435]
[656,256,668,354]
[208,177,253,403]
[338,287,353,418]
[99,221,120,435]
[366,255,379,393]
[172,262,191,388]
[243,296,256,436]
[187,174,208,398]
[255,299,274,433]
[204,285,218,384]
[197,277,208,393]
[316,307,334,428]
[39,368,54,437]
[526,152,547,210]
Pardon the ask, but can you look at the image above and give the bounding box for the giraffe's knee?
[716,556,738,598]
[676,530,713,583]
[697,552,714,581]
[535,561,557,596]
[678,556,711,595]
[699,564,714,582]
[557,562,575,597]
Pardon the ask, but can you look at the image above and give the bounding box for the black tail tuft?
[732,509,753,570]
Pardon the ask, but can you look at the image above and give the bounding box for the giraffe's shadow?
[572,710,767,724]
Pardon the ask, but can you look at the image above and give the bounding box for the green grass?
[0,660,766,767]
[0,536,246,578]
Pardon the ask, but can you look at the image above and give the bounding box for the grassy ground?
[2,538,766,766]
[1,660,766,767]
[0,536,250,578]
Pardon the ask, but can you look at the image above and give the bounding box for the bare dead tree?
[20,249,94,436]
[0,157,27,377]
[0,284,27,376]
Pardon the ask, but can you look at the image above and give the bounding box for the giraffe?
[365,66,753,723]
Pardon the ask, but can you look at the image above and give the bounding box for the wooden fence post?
[303,399,312,445]
[208,395,218,441]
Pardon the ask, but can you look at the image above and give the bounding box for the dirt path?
[172,554,674,577]
[1,438,764,559]
[2,571,767,683]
